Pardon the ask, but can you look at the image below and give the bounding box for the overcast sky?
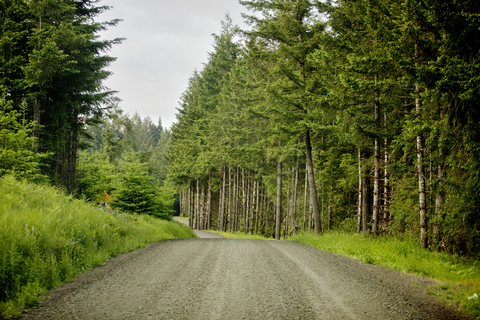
[97,0,250,130]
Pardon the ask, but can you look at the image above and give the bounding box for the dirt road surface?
[20,234,468,319]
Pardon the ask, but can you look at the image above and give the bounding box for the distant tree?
[112,152,170,219]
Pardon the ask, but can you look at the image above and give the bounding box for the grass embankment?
[290,232,480,319]
[0,175,196,319]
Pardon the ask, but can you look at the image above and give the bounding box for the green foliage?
[167,0,480,258]
[0,97,47,181]
[0,0,122,192]
[112,153,173,219]
[0,175,195,318]
[77,110,174,219]
[76,152,115,201]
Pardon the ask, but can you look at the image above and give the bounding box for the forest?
[1,0,480,258]
[168,0,480,258]
[0,0,175,219]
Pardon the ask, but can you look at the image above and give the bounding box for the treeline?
[0,0,121,192]
[76,107,174,219]
[167,0,480,257]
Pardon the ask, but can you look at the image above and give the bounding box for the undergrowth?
[0,175,196,319]
[290,231,480,319]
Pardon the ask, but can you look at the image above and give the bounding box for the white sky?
[97,0,250,130]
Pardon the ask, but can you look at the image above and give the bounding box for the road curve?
[173,217,224,239]
[21,238,467,320]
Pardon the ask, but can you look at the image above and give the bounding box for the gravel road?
[20,235,468,320]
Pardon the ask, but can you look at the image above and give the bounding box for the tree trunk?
[384,112,390,224]
[235,167,240,231]
[248,173,250,234]
[228,167,232,232]
[362,173,370,234]
[303,163,308,232]
[372,76,380,235]
[188,185,193,228]
[284,168,291,239]
[305,130,322,234]
[232,168,237,233]
[200,181,205,230]
[328,198,333,231]
[242,169,246,233]
[357,148,362,233]
[207,171,212,230]
[417,115,427,247]
[250,177,256,235]
[415,45,427,249]
[195,179,200,229]
[291,160,299,236]
[255,180,260,234]
[276,159,282,240]
[219,166,225,231]
[263,191,268,234]
[308,201,313,232]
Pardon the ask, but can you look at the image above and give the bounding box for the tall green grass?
[214,231,272,240]
[0,175,196,319]
[290,231,480,319]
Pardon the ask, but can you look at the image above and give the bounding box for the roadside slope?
[0,176,195,319]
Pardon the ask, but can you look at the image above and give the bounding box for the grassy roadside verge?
[290,232,480,319]
[210,230,272,240]
[0,175,196,319]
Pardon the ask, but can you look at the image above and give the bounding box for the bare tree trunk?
[242,169,246,233]
[372,76,380,235]
[235,167,240,231]
[308,201,313,232]
[233,168,237,233]
[305,130,322,234]
[284,168,291,239]
[357,148,362,233]
[255,180,260,234]
[291,160,299,236]
[362,173,370,234]
[328,198,333,231]
[207,171,212,230]
[219,166,226,231]
[276,159,282,240]
[245,174,251,235]
[228,167,232,232]
[200,181,205,230]
[195,179,200,229]
[415,45,427,249]
[189,185,193,228]
[262,191,268,233]
[250,177,256,235]
[303,163,308,232]
[417,124,427,247]
[384,112,390,224]
[259,187,265,233]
